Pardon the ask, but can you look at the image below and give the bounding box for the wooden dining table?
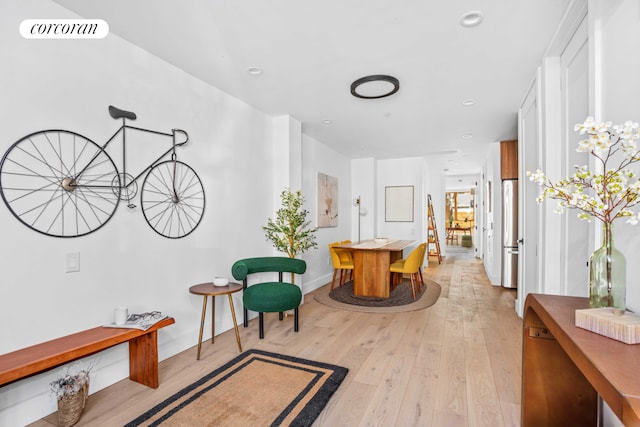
[335,239,415,298]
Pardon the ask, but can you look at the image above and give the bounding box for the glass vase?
[589,222,626,310]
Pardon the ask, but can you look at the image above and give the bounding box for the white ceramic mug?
[114,307,128,326]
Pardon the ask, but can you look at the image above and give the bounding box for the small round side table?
[189,282,243,360]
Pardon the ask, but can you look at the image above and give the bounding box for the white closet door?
[560,17,590,297]
[517,73,541,316]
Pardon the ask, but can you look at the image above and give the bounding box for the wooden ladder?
[427,194,442,264]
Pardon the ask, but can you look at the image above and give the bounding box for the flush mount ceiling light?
[322,119,332,124]
[247,67,263,75]
[351,75,400,99]
[462,134,473,139]
[462,99,476,106]
[460,11,484,27]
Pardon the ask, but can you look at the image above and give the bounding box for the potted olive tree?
[263,188,317,283]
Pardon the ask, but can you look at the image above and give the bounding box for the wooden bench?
[0,317,174,389]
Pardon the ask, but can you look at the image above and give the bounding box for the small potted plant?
[50,363,92,427]
[263,188,317,283]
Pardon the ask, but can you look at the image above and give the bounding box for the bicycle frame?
[75,119,189,189]
[0,106,205,238]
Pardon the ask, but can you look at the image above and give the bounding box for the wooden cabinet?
[500,140,518,179]
[522,294,640,426]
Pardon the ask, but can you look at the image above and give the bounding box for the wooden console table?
[522,294,640,426]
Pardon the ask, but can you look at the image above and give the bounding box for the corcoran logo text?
[20,19,109,39]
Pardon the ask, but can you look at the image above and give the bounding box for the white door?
[517,73,541,316]
[560,17,590,297]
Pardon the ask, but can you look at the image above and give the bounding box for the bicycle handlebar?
[173,129,189,147]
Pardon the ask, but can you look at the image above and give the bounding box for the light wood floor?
[31,253,522,427]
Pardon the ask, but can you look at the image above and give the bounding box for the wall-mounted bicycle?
[0,106,205,238]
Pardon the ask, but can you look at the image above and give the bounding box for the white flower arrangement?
[527,117,640,225]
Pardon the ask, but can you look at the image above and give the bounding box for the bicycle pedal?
[127,203,137,209]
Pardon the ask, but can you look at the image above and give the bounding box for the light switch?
[66,252,80,273]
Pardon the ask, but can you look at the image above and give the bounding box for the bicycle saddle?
[108,105,137,121]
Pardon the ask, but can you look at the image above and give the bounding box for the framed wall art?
[317,172,338,227]
[385,185,414,222]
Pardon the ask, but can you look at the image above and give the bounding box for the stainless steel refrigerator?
[502,179,518,288]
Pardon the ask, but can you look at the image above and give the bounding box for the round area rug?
[313,278,441,313]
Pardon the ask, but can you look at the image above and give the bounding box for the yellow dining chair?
[391,242,427,287]
[329,242,354,290]
[389,243,426,300]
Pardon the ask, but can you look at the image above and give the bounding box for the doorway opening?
[445,191,475,252]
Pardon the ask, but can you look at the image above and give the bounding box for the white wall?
[521,2,640,423]
[351,158,376,242]
[592,4,640,423]
[376,157,425,244]
[527,0,640,314]
[593,0,640,314]
[0,1,344,425]
[301,134,352,292]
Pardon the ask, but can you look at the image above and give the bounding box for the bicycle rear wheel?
[141,160,205,238]
[0,130,120,237]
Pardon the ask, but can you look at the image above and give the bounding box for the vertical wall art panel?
[317,172,338,227]
[385,185,414,222]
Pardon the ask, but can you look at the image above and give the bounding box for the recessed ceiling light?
[351,75,400,99]
[462,99,476,106]
[460,11,483,27]
[322,119,332,124]
[462,134,473,139]
[247,67,263,75]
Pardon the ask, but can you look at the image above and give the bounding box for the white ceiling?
[53,0,569,180]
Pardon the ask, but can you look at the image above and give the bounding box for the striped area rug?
[125,349,348,427]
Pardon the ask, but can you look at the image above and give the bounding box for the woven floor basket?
[57,383,88,427]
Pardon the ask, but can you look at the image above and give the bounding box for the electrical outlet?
[65,252,80,273]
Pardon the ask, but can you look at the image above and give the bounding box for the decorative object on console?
[575,307,640,344]
[528,117,640,310]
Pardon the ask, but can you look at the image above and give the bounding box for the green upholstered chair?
[231,257,306,339]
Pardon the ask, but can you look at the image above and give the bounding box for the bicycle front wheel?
[0,130,120,237]
[141,160,205,238]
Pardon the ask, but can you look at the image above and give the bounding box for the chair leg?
[331,269,338,290]
[279,312,284,321]
[294,307,299,332]
[418,268,424,290]
[243,308,248,328]
[409,275,417,300]
[258,312,264,339]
